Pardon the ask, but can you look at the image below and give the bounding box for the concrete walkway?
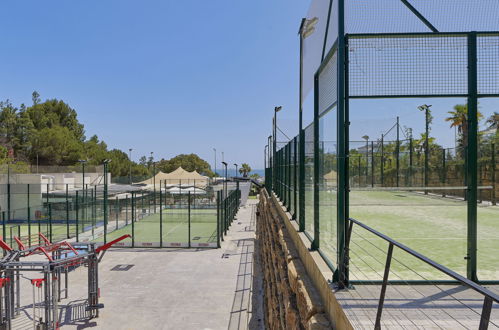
[11,199,262,330]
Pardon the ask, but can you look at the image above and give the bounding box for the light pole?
[150,151,155,182]
[129,148,133,184]
[213,148,217,177]
[78,159,87,189]
[234,163,238,178]
[273,106,282,189]
[418,104,432,193]
[222,161,228,199]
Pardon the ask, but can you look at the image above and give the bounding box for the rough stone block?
[296,277,325,322]
[305,313,331,330]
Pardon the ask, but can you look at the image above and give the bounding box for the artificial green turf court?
[304,189,499,281]
[3,208,218,248]
[102,208,218,245]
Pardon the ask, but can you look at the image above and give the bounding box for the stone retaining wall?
[257,189,332,329]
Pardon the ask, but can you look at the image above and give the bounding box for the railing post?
[375,243,394,330]
[338,220,354,288]
[479,296,493,330]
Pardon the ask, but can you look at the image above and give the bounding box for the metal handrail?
[347,217,498,330]
[349,217,499,303]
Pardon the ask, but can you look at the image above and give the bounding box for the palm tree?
[445,104,483,148]
[239,163,252,177]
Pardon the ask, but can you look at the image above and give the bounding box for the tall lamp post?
[78,159,87,190]
[418,104,432,193]
[221,161,228,199]
[150,151,155,185]
[213,148,217,177]
[273,106,282,189]
[234,163,238,178]
[128,148,133,184]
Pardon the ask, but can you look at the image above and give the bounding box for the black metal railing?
[346,217,499,330]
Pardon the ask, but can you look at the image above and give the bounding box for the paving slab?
[10,200,261,330]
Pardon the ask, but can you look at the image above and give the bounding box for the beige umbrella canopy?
[323,170,337,188]
[138,167,209,188]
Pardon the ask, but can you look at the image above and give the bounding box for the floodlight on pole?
[234,163,238,178]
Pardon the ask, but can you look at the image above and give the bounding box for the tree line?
[0,92,216,179]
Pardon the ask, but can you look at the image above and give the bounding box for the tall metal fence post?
[65,184,69,238]
[336,0,348,287]
[298,18,306,231]
[491,143,496,206]
[75,191,79,242]
[293,137,298,219]
[312,73,320,250]
[160,187,163,248]
[7,183,10,227]
[116,196,119,230]
[48,204,53,243]
[126,195,129,225]
[396,116,400,187]
[288,143,292,209]
[1,212,5,253]
[371,141,375,187]
[224,193,228,235]
[188,192,191,248]
[103,162,108,245]
[132,192,135,248]
[381,134,385,186]
[27,206,31,247]
[218,190,223,243]
[442,148,447,197]
[466,31,478,282]
[409,137,413,186]
[27,184,31,245]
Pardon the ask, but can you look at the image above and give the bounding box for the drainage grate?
[111,264,134,271]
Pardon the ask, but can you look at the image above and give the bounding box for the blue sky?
[0,1,309,170]
[1,1,497,172]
